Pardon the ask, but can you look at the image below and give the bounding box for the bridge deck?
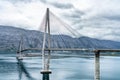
[95,49,120,52]
[19,48,120,53]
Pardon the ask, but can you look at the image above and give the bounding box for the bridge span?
[19,48,120,53]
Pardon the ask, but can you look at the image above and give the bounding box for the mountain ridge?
[0,25,120,52]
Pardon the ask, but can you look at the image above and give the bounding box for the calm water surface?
[0,52,120,80]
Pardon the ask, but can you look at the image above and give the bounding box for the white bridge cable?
[53,33,70,48]
[48,11,96,49]
[19,9,97,52]
[49,11,82,37]
[49,16,73,48]
[50,12,95,49]
[38,10,95,49]
[49,17,67,48]
[19,9,97,53]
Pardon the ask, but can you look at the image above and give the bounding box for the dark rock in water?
[0,25,120,52]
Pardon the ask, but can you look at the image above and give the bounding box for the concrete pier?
[41,70,51,80]
[94,50,100,80]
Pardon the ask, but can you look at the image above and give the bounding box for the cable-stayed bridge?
[17,8,120,80]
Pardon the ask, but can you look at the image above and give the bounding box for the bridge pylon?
[40,8,52,80]
[16,35,24,60]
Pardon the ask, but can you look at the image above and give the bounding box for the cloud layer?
[0,0,120,41]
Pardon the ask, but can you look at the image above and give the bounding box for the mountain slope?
[0,25,120,51]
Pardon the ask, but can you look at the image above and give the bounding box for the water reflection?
[1,53,120,80]
[17,59,35,80]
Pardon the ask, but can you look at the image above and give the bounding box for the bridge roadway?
[19,48,89,52]
[19,48,120,53]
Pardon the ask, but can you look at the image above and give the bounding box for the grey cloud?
[74,9,84,15]
[103,15,120,21]
[62,9,84,19]
[3,0,32,3]
[62,9,85,27]
[40,0,73,9]
[63,14,81,19]
[70,17,120,40]
[40,0,47,3]
[51,2,74,9]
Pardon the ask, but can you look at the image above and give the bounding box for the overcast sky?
[0,0,120,41]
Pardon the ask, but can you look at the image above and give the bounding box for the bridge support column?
[94,50,100,80]
[16,52,23,60]
[41,70,51,80]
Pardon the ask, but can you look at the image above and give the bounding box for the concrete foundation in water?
[41,70,52,80]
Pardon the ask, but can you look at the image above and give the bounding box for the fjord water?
[0,52,120,80]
